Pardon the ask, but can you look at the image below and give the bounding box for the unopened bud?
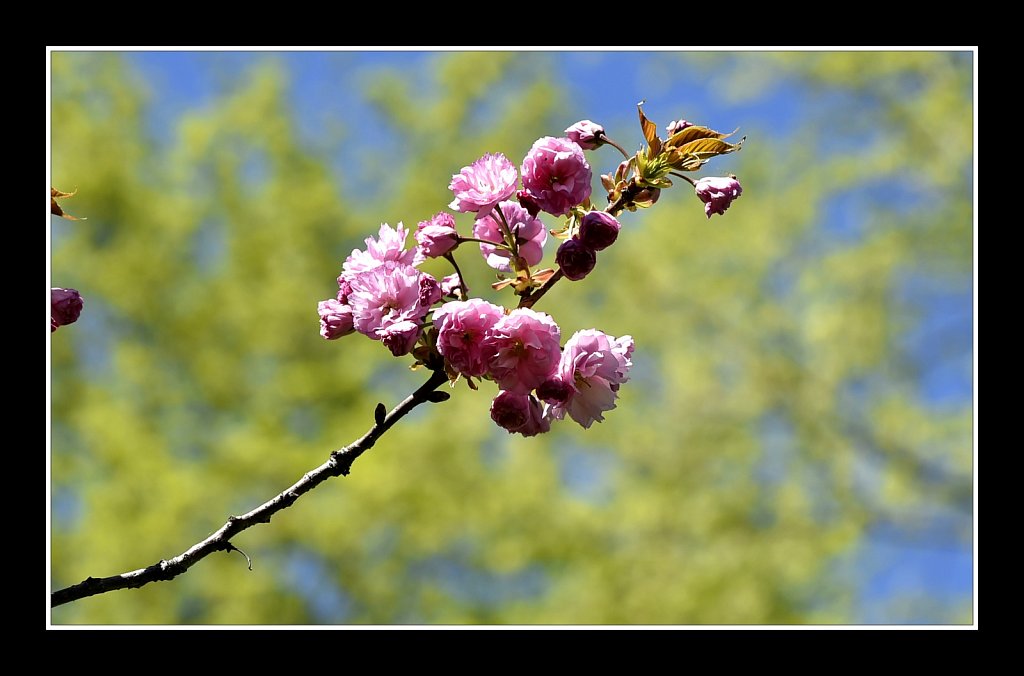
[51,288,83,332]
[555,238,597,281]
[578,211,621,251]
[564,120,605,150]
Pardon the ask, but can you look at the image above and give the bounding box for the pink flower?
[520,136,593,217]
[341,223,419,280]
[51,287,83,333]
[448,152,519,214]
[490,391,551,437]
[473,201,547,272]
[318,298,355,340]
[694,176,742,219]
[346,261,434,338]
[578,211,620,251]
[548,330,634,429]
[415,212,459,259]
[666,119,693,136]
[482,309,562,395]
[564,120,605,150]
[377,320,421,357]
[555,238,597,281]
[433,299,506,378]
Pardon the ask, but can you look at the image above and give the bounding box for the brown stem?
[456,236,506,248]
[442,252,470,300]
[601,134,631,160]
[670,171,698,187]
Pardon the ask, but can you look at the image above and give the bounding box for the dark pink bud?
[555,238,597,281]
[537,377,572,405]
[51,288,83,332]
[490,391,551,437]
[578,211,620,251]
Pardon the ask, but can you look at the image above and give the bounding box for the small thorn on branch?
[224,543,253,571]
[374,403,386,426]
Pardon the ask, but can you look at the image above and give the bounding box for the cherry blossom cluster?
[318,107,744,437]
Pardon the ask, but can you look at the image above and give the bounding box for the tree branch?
[51,368,450,608]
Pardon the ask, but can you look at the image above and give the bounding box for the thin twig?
[51,368,449,608]
[601,134,630,160]
[442,252,470,300]
[669,171,698,187]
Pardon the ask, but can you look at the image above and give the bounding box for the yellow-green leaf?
[665,125,736,148]
[668,137,744,170]
[637,104,662,157]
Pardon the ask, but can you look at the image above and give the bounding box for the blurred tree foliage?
[50,51,972,624]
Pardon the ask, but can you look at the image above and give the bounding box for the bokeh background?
[49,50,974,625]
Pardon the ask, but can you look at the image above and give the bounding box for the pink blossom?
[548,330,634,429]
[555,238,597,281]
[414,212,459,259]
[346,261,434,338]
[448,152,519,214]
[433,299,506,378]
[377,320,421,356]
[694,176,742,219]
[318,298,355,340]
[482,309,562,395]
[473,201,547,272]
[520,136,593,217]
[490,391,551,437]
[341,223,419,281]
[564,120,605,150]
[51,287,83,333]
[578,211,620,251]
